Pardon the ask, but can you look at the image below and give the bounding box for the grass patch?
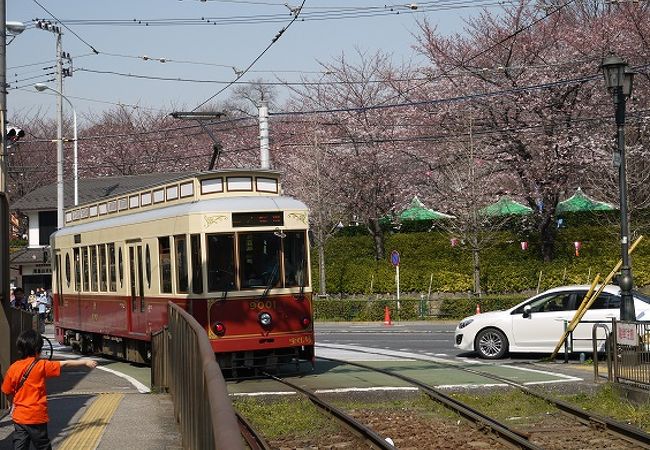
[333,393,455,418]
[233,397,339,439]
[561,384,650,431]
[451,389,554,423]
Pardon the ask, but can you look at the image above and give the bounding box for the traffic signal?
[6,126,25,143]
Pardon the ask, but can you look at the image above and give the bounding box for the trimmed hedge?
[438,294,529,319]
[312,224,650,295]
[314,297,427,322]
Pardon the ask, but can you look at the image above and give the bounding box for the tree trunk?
[318,242,327,295]
[540,216,556,262]
[368,218,385,260]
[472,247,482,297]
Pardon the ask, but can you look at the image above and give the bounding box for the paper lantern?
[574,241,582,257]
[520,241,528,251]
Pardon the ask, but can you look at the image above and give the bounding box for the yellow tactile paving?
[58,393,124,450]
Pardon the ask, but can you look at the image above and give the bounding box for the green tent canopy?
[556,187,615,213]
[480,197,533,217]
[399,196,454,221]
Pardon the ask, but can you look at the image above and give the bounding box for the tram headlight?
[212,322,226,336]
[259,312,272,327]
[301,317,311,327]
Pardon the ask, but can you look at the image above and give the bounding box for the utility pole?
[55,32,64,228]
[0,0,10,409]
[259,102,270,169]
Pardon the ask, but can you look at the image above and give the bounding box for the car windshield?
[634,291,650,304]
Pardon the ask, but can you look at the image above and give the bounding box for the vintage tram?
[50,169,314,370]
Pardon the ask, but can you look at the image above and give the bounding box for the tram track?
[262,371,397,450]
[236,411,271,450]
[318,349,650,449]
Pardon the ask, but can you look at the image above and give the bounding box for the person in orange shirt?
[1,329,98,450]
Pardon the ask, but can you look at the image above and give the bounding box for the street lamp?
[34,83,79,213]
[601,55,636,321]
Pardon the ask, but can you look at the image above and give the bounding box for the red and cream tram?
[51,169,314,369]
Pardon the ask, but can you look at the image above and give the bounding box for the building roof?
[10,246,47,264]
[10,172,196,212]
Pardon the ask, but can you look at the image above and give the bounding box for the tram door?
[128,244,147,334]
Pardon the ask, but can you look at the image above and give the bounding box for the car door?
[510,291,577,351]
[573,291,619,352]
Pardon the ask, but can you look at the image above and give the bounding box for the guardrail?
[1,307,42,410]
[611,320,650,388]
[151,302,243,450]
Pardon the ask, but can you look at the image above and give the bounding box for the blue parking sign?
[391,250,400,267]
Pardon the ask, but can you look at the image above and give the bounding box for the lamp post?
[34,83,78,217]
[601,55,636,321]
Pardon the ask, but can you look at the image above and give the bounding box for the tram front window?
[239,232,281,289]
[207,234,235,292]
[284,231,308,287]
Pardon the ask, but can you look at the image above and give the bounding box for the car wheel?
[475,328,508,359]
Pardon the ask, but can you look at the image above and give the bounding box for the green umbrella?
[399,196,454,221]
[556,187,615,213]
[480,197,533,217]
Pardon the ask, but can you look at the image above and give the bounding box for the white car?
[454,285,650,359]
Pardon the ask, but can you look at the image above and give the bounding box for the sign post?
[391,250,400,314]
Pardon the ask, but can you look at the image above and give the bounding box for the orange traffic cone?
[384,306,392,326]
[476,304,481,315]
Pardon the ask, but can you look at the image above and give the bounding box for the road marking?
[97,366,151,393]
[58,393,123,450]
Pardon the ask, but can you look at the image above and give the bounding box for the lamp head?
[34,83,48,92]
[601,55,628,92]
[6,21,25,36]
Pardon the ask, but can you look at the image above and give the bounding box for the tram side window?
[73,248,81,292]
[175,235,189,293]
[283,231,308,288]
[191,234,203,294]
[239,232,281,289]
[159,237,172,293]
[82,247,90,291]
[207,234,235,292]
[90,245,99,291]
[99,244,108,292]
[108,243,116,291]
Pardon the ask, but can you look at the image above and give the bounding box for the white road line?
[97,366,150,393]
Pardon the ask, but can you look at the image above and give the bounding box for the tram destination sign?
[232,212,284,227]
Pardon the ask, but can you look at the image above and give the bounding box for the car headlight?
[458,318,474,329]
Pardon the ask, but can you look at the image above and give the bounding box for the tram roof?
[53,195,307,237]
[10,168,281,212]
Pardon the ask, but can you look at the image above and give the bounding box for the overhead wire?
[32,0,99,53]
[191,0,308,110]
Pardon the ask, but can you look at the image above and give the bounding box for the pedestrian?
[1,329,98,450]
[36,293,49,333]
[28,290,37,312]
[10,288,15,307]
[13,288,27,310]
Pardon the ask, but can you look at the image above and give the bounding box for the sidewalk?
[0,333,181,449]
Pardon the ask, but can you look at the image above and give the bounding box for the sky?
[6,1,500,122]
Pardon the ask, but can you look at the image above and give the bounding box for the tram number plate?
[289,336,312,346]
[249,300,277,310]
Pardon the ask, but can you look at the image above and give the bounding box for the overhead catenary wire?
[191,0,308,110]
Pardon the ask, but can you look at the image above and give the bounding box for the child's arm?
[59,359,98,369]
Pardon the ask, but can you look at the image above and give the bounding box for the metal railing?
[1,307,42,410]
[151,302,243,450]
[611,320,650,388]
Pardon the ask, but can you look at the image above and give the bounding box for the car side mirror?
[523,305,532,319]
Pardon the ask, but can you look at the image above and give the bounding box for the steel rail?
[319,357,541,450]
[236,412,271,450]
[320,349,650,449]
[263,372,396,450]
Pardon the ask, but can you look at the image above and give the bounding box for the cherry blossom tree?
[412,0,650,261]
